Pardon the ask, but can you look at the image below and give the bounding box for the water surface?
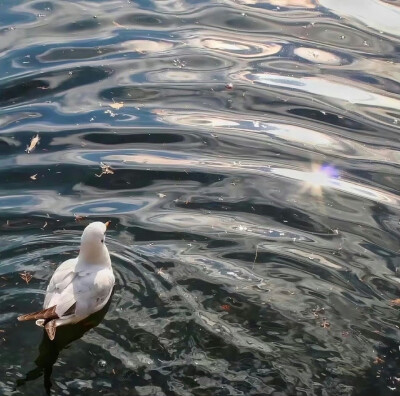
[1,0,400,395]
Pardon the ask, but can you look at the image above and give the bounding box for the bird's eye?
[101,239,104,243]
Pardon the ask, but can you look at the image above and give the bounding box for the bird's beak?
[105,221,111,229]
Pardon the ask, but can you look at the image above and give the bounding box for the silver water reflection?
[1,0,400,395]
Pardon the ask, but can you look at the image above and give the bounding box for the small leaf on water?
[112,21,125,28]
[95,162,114,177]
[74,214,87,222]
[390,298,400,306]
[110,102,124,110]
[320,319,330,329]
[20,271,33,285]
[374,356,384,364]
[26,134,40,153]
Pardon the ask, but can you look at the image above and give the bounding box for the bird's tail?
[18,305,59,340]
[17,305,58,322]
[44,319,57,340]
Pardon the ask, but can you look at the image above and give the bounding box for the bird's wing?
[74,268,115,317]
[19,258,79,322]
[45,265,114,318]
[44,258,78,311]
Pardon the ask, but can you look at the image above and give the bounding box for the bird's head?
[80,221,111,263]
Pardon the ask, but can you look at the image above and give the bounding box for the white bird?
[18,221,115,340]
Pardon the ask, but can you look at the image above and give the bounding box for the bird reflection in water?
[16,295,112,395]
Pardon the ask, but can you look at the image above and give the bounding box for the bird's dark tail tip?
[17,306,58,322]
[45,319,56,340]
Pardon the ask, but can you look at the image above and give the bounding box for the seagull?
[18,221,115,340]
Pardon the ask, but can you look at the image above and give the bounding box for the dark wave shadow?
[352,337,400,396]
[16,295,113,396]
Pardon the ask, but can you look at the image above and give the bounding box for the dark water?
[1,0,400,395]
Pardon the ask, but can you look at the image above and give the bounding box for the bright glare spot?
[299,164,339,197]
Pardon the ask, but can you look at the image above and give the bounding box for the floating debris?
[320,319,330,329]
[252,244,258,270]
[104,109,116,117]
[374,356,385,364]
[312,307,325,318]
[30,174,37,180]
[112,21,126,28]
[95,162,114,177]
[221,304,231,312]
[110,102,124,110]
[26,134,40,153]
[20,271,33,285]
[157,193,166,198]
[225,83,233,90]
[390,298,400,306]
[173,58,186,68]
[74,214,87,222]
[98,359,107,368]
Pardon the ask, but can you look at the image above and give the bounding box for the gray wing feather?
[44,258,78,312]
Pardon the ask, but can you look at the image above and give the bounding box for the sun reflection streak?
[273,164,399,207]
[297,163,339,198]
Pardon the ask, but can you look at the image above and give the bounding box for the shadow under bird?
[16,301,112,395]
[17,221,115,340]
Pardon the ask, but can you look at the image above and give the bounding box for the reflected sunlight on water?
[1,0,400,395]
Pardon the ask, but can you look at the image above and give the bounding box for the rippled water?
[1,0,400,395]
